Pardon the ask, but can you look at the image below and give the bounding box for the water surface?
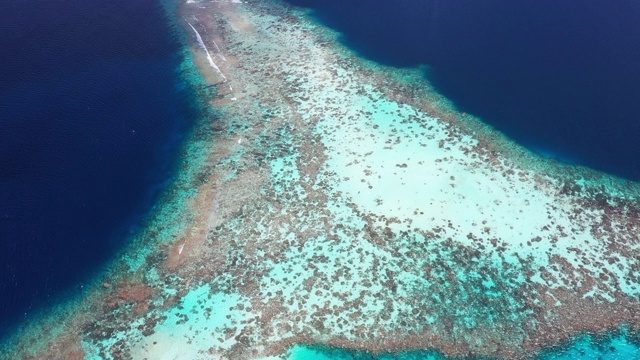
[0,0,196,338]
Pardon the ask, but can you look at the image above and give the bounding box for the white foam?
[186,21,227,82]
[211,38,227,61]
[192,15,227,61]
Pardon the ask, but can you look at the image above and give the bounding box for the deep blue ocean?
[0,0,195,339]
[288,0,640,181]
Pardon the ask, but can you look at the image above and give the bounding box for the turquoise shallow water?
[291,330,640,360]
[290,345,444,360]
[539,331,640,360]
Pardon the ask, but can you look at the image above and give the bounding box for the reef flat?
[3,0,640,359]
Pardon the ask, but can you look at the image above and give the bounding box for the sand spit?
[3,0,640,359]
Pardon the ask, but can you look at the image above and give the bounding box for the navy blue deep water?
[288,0,640,181]
[0,0,196,338]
